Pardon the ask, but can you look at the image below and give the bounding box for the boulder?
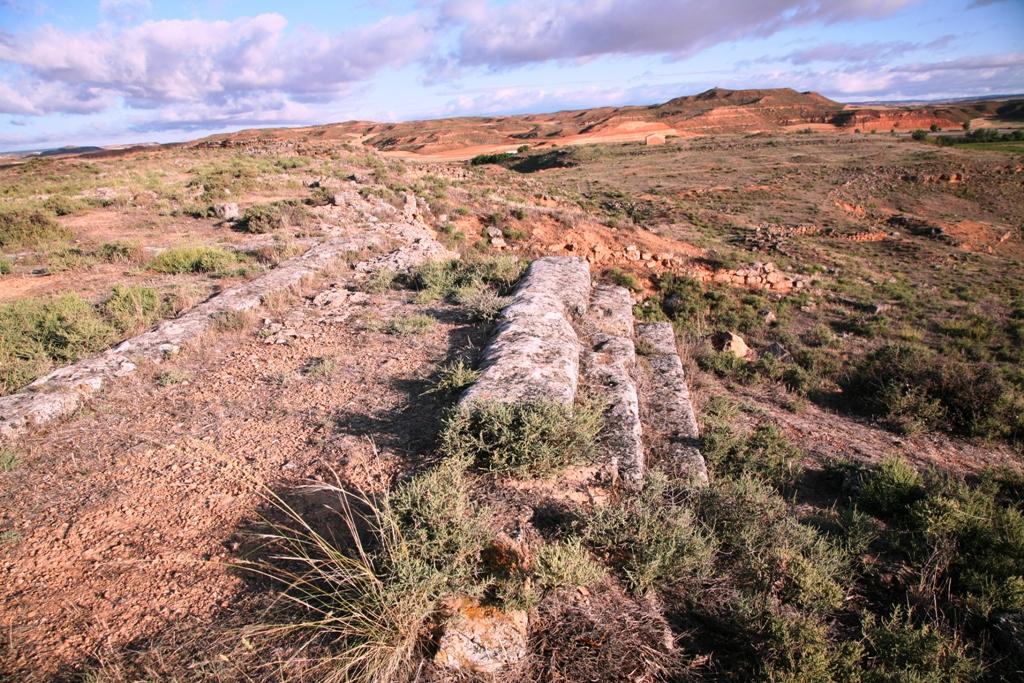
[213,202,239,220]
[715,331,750,358]
[434,598,529,675]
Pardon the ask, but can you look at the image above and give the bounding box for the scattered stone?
[434,598,528,675]
[312,289,350,308]
[759,308,777,325]
[212,202,239,220]
[715,331,750,358]
[761,341,790,360]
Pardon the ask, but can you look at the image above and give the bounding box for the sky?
[0,0,1022,150]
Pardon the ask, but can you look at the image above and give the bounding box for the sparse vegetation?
[385,313,435,336]
[247,458,494,683]
[0,447,16,472]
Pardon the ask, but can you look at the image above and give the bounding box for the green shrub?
[237,204,281,234]
[149,245,236,274]
[908,477,1024,618]
[103,285,161,335]
[0,258,10,275]
[843,344,1014,438]
[858,456,924,518]
[702,398,804,490]
[911,129,929,141]
[409,255,524,304]
[361,268,396,294]
[861,608,981,683]
[469,152,515,166]
[41,194,82,216]
[607,267,642,292]
[0,208,72,248]
[699,476,849,613]
[237,201,310,234]
[424,360,481,395]
[440,398,603,477]
[99,240,144,264]
[386,314,435,336]
[0,294,115,393]
[583,472,716,593]
[0,448,16,472]
[534,537,606,590]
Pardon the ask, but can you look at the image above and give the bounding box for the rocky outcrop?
[460,257,591,407]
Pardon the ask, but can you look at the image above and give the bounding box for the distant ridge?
[8,88,1021,159]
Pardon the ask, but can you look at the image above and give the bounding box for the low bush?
[424,359,480,396]
[469,152,515,166]
[103,285,161,335]
[857,456,924,518]
[440,398,603,477]
[0,293,115,393]
[99,240,145,264]
[0,208,72,248]
[385,314,435,336]
[582,472,716,593]
[0,258,10,275]
[701,397,804,490]
[41,195,83,216]
[843,343,1015,438]
[149,245,237,274]
[534,537,606,590]
[409,255,524,304]
[606,267,642,292]
[861,607,981,683]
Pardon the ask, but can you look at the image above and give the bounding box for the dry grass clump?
[526,582,683,682]
[244,458,494,683]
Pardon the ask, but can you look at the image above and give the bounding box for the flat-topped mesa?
[636,322,709,487]
[460,257,591,407]
[583,285,645,486]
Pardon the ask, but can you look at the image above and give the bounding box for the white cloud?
[449,0,920,67]
[0,12,436,118]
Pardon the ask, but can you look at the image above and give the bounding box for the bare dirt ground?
[0,284,488,679]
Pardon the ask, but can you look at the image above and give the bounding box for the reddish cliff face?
[833,108,967,131]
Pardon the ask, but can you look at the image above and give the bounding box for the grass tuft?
[149,245,237,274]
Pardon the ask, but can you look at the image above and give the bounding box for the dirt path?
[0,286,485,680]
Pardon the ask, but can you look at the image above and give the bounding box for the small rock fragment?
[434,598,528,675]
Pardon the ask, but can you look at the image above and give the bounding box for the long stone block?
[636,322,708,486]
[582,285,645,486]
[461,257,591,406]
